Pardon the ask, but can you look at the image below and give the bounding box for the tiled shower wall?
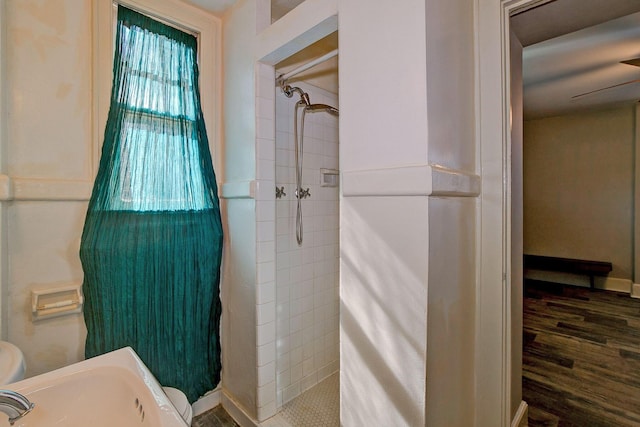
[274,82,340,407]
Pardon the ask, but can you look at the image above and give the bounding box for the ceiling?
[271,0,305,22]
[270,0,338,94]
[185,0,640,119]
[274,33,339,94]
[512,0,640,119]
[181,0,338,92]
[180,0,305,20]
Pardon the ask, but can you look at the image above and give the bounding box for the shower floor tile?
[279,373,339,427]
[193,373,339,427]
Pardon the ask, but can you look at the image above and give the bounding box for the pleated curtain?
[80,6,223,403]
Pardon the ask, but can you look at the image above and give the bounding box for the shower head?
[305,103,339,117]
[282,84,311,106]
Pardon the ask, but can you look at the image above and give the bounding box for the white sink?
[0,347,187,426]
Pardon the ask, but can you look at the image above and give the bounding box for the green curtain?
[80,6,223,403]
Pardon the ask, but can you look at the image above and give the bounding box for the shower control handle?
[276,186,286,199]
[296,188,311,199]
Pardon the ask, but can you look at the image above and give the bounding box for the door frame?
[475,0,544,425]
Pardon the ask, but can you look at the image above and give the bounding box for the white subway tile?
[257,341,276,366]
[301,372,317,393]
[290,331,302,350]
[257,220,275,242]
[290,347,303,367]
[303,311,314,329]
[276,352,290,374]
[302,248,314,265]
[289,363,302,384]
[257,321,275,347]
[290,286,302,303]
[276,335,290,355]
[257,281,275,305]
[275,148,290,167]
[318,363,337,381]
[275,166,289,184]
[255,179,275,201]
[257,117,275,141]
[258,361,276,386]
[257,301,275,325]
[257,262,275,284]
[275,130,290,150]
[276,268,290,288]
[290,266,302,282]
[258,160,276,184]
[257,96,274,121]
[258,381,276,406]
[257,77,275,101]
[276,318,290,340]
[272,84,340,399]
[290,298,302,317]
[291,249,305,268]
[276,217,289,236]
[276,301,290,320]
[302,326,314,346]
[302,268,313,282]
[257,400,277,421]
[277,369,291,390]
[283,382,300,404]
[256,200,276,222]
[276,284,290,304]
[289,315,302,335]
[257,137,275,163]
[257,240,275,263]
[302,357,315,377]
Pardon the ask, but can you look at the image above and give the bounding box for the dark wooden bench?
[523,254,612,289]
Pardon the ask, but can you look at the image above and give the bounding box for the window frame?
[93,0,222,182]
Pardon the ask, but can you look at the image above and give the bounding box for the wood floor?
[523,280,640,426]
[192,405,239,427]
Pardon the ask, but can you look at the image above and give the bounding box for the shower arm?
[279,81,310,106]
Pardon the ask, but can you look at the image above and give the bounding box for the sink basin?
[0,347,187,426]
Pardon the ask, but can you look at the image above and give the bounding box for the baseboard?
[632,283,640,299]
[598,276,632,293]
[511,400,528,427]
[192,387,222,416]
[222,392,259,427]
[525,271,631,293]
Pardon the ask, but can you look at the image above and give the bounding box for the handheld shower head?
[305,103,339,117]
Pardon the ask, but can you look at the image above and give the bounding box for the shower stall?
[273,74,340,417]
[220,1,341,424]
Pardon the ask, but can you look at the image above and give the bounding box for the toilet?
[0,341,26,385]
[163,386,193,426]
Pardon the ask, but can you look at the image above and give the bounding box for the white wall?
[424,0,477,424]
[5,0,91,376]
[338,0,429,424]
[4,0,224,387]
[274,82,339,406]
[220,0,259,419]
[339,0,478,424]
[524,106,635,285]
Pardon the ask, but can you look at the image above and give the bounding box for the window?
[107,20,210,211]
[82,4,224,403]
[93,0,221,186]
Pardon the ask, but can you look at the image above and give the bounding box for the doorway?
[496,0,638,426]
